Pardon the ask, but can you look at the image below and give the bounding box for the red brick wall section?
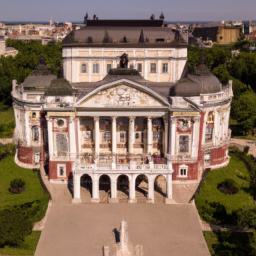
[48,161,73,180]
[18,146,33,164]
[210,145,228,166]
[172,163,198,180]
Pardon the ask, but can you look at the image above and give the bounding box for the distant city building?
[192,24,242,45]
[12,17,233,204]
[0,21,74,44]
[0,36,18,57]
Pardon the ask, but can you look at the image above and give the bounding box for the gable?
[78,83,168,108]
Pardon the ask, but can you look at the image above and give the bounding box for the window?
[103,131,111,143]
[162,63,168,73]
[93,63,99,73]
[205,112,214,142]
[119,132,126,143]
[153,131,161,142]
[57,164,66,177]
[31,126,39,142]
[81,63,87,73]
[207,112,214,123]
[150,63,157,73]
[106,64,112,73]
[179,135,189,153]
[57,119,65,127]
[205,126,213,141]
[34,153,40,164]
[56,133,68,156]
[137,63,142,72]
[135,132,143,143]
[179,165,188,177]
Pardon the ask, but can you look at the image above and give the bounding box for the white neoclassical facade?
[12,18,233,204]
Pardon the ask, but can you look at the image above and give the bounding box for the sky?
[0,0,255,22]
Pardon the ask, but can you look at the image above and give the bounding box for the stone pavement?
[35,202,209,256]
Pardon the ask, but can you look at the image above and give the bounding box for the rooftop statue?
[120,53,129,68]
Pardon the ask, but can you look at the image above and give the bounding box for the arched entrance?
[154,175,167,204]
[117,175,129,202]
[80,174,92,203]
[135,174,148,203]
[99,174,111,203]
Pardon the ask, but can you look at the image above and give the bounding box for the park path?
[230,138,256,157]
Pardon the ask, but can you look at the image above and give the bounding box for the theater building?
[12,18,233,203]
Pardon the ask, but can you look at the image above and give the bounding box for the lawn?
[195,154,255,223]
[0,104,15,138]
[0,231,41,256]
[204,231,255,256]
[0,155,49,220]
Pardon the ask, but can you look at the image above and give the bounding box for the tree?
[231,92,256,134]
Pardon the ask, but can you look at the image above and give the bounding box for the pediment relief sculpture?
[79,84,164,108]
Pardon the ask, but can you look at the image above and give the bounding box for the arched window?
[31,126,39,142]
[205,112,214,142]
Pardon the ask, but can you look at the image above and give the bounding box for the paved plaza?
[35,202,210,256]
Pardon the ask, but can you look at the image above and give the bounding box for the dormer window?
[156,38,165,42]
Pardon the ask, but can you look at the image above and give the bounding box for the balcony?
[50,153,171,174]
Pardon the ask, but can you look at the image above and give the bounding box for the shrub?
[0,143,15,160]
[9,178,26,194]
[198,200,229,225]
[217,179,239,195]
[237,207,256,229]
[0,207,32,247]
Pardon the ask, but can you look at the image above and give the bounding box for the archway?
[154,175,167,204]
[99,175,111,203]
[135,174,148,203]
[80,174,92,203]
[117,175,129,202]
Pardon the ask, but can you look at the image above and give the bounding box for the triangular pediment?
[77,80,169,108]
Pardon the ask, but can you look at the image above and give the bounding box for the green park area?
[196,149,256,255]
[0,146,49,255]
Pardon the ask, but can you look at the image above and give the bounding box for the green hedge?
[0,201,41,247]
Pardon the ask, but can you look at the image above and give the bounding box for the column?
[94,117,100,160]
[47,118,54,160]
[109,176,118,203]
[129,117,135,154]
[165,173,174,204]
[69,117,76,159]
[129,175,137,203]
[92,174,100,203]
[112,117,117,169]
[147,117,153,155]
[24,110,30,146]
[163,117,168,156]
[147,176,155,203]
[191,117,200,159]
[72,172,81,203]
[169,116,176,157]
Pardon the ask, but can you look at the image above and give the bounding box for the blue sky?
[0,0,255,21]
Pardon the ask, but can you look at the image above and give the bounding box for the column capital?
[94,116,100,122]
[129,116,135,121]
